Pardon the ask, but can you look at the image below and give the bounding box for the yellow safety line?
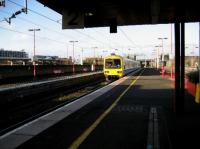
[68,69,144,149]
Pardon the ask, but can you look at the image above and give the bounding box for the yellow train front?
[103,54,124,80]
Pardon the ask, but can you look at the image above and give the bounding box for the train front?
[103,55,124,80]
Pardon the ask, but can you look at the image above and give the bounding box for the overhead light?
[85,13,93,16]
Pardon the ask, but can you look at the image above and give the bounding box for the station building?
[0,49,31,65]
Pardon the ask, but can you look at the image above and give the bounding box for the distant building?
[0,49,28,58]
[127,54,137,61]
[164,56,199,73]
[33,55,58,65]
[57,57,73,65]
[33,55,73,65]
[185,56,199,68]
[0,49,31,65]
[34,55,59,61]
[83,57,104,65]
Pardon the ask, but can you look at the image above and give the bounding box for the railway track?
[0,68,139,136]
[0,71,102,88]
[0,78,107,136]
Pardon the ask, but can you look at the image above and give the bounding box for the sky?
[0,0,199,61]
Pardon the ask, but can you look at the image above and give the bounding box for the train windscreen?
[105,59,121,68]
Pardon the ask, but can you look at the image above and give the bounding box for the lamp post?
[199,22,200,90]
[186,45,198,67]
[92,46,98,58]
[81,48,83,65]
[170,24,174,78]
[66,44,69,58]
[155,45,162,70]
[69,41,78,63]
[158,37,168,77]
[69,40,78,74]
[192,45,198,57]
[152,49,157,68]
[158,37,168,61]
[29,28,40,80]
[91,46,98,72]
[128,48,131,58]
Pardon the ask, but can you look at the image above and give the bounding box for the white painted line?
[153,108,159,149]
[146,107,160,149]
[147,107,154,149]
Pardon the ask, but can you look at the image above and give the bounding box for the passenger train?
[103,53,140,80]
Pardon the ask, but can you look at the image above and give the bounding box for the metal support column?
[180,22,185,111]
[174,22,181,113]
[174,22,185,113]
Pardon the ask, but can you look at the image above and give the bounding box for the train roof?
[104,54,138,61]
[104,54,123,59]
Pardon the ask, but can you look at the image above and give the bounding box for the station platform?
[1,68,200,149]
[0,72,104,106]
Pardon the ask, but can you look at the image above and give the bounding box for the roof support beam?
[151,0,160,24]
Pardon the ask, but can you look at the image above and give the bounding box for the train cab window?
[105,59,121,68]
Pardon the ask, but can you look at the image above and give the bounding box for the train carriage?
[103,53,140,80]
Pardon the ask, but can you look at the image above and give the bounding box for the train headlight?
[104,71,109,73]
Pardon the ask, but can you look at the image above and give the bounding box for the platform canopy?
[37,0,199,30]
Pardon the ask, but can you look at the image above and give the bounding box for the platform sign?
[62,9,84,29]
[0,0,5,7]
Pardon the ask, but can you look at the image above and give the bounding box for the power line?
[93,29,121,48]
[5,1,147,51]
[0,25,69,45]
[0,10,82,44]
[74,29,111,47]
[0,10,155,52]
[1,0,27,24]
[7,0,59,24]
[118,27,141,48]
[7,0,113,47]
[0,25,32,36]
